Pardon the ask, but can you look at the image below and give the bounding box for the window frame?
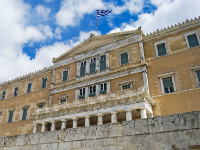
[119,50,129,66]
[58,95,68,104]
[26,82,32,93]
[37,101,46,109]
[121,84,132,90]
[154,40,168,57]
[13,86,19,97]
[8,110,14,123]
[62,69,69,81]
[1,90,6,100]
[159,73,176,94]
[41,76,48,89]
[195,70,200,88]
[184,30,200,49]
[21,106,29,121]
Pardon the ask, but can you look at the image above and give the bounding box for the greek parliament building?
[0,17,200,138]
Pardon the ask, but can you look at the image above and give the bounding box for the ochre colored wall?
[52,89,75,105]
[110,73,143,93]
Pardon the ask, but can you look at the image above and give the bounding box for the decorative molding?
[158,72,175,78]
[191,65,200,71]
[119,80,133,86]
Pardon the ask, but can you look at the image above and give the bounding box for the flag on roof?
[96,10,112,17]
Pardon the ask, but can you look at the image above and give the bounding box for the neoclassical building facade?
[0,17,200,137]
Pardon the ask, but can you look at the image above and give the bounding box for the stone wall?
[0,111,200,150]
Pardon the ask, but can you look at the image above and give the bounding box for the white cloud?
[56,0,144,28]
[35,5,51,20]
[109,0,200,34]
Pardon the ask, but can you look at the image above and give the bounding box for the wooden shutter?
[63,70,68,81]
[187,34,199,48]
[121,52,128,65]
[8,111,13,123]
[42,78,47,88]
[90,62,96,73]
[157,43,167,56]
[22,109,28,120]
[100,55,106,71]
[27,83,32,93]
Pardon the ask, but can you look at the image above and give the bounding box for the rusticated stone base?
[0,111,200,150]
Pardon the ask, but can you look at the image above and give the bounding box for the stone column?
[61,119,67,130]
[96,84,100,95]
[107,81,110,94]
[85,116,90,127]
[111,112,117,123]
[51,121,55,131]
[139,42,145,62]
[140,109,147,119]
[73,118,78,128]
[77,62,80,76]
[142,71,150,93]
[33,123,37,133]
[41,122,46,133]
[75,89,79,100]
[86,59,90,74]
[106,52,109,68]
[126,109,132,121]
[85,86,89,98]
[96,56,100,71]
[97,113,103,125]
[49,94,53,106]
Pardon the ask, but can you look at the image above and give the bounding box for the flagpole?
[96,14,97,32]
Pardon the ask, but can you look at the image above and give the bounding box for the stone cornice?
[144,16,200,41]
[0,66,53,87]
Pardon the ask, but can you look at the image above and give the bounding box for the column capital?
[61,119,67,122]
[85,115,90,118]
[50,120,56,124]
[72,117,78,121]
[41,122,46,125]
[97,113,103,117]
[111,111,117,115]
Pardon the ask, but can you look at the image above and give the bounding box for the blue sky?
[0,0,200,83]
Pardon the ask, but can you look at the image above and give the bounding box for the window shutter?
[63,70,68,81]
[187,34,199,48]
[121,52,128,65]
[8,111,13,123]
[22,109,28,120]
[27,83,32,93]
[42,78,47,88]
[90,62,96,73]
[80,65,86,76]
[196,71,200,86]
[157,43,167,56]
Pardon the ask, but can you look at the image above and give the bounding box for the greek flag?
[96,10,112,17]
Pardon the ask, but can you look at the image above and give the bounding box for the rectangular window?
[0,112,2,121]
[156,43,167,56]
[90,58,96,73]
[196,70,200,87]
[79,88,85,99]
[89,85,96,97]
[41,78,47,89]
[1,90,6,100]
[100,83,107,94]
[122,84,131,90]
[26,83,32,93]
[13,87,18,97]
[38,103,45,108]
[100,55,106,71]
[22,108,28,120]
[59,99,66,104]
[8,111,14,123]
[162,77,175,94]
[187,33,199,48]
[120,52,128,65]
[62,70,68,81]
[80,61,86,76]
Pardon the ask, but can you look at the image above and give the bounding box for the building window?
[41,77,47,89]
[62,70,68,81]
[22,108,28,120]
[89,85,96,97]
[37,102,45,108]
[80,61,86,76]
[196,70,200,87]
[120,52,129,65]
[90,58,96,73]
[8,111,14,123]
[59,99,66,104]
[162,77,175,94]
[79,88,85,99]
[13,87,18,97]
[100,83,107,94]
[0,111,2,122]
[100,55,106,71]
[156,43,167,56]
[122,84,131,90]
[185,31,200,48]
[1,90,6,100]
[26,83,32,93]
